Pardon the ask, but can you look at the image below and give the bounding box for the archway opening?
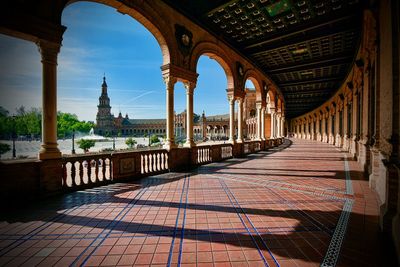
[59,1,167,152]
[0,35,42,159]
[193,55,232,143]
[244,79,257,140]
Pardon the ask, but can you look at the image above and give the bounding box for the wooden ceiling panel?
[163,0,364,118]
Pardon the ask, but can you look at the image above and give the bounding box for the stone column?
[351,92,359,157]
[228,96,235,143]
[270,108,275,139]
[335,107,340,147]
[256,102,262,140]
[163,76,177,150]
[343,101,349,150]
[281,116,285,138]
[237,98,244,143]
[276,113,281,138]
[37,40,62,160]
[261,107,266,140]
[327,116,331,143]
[184,82,195,147]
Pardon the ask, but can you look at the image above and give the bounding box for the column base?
[236,139,243,143]
[38,143,61,160]
[163,141,177,151]
[184,140,196,148]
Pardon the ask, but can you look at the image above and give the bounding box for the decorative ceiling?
[163,0,364,118]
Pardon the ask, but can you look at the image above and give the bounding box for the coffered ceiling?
[163,0,364,118]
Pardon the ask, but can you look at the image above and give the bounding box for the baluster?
[145,155,149,173]
[104,159,109,180]
[153,154,157,172]
[71,161,76,187]
[156,153,160,171]
[62,162,67,187]
[87,160,92,184]
[199,149,203,163]
[107,158,111,180]
[141,155,144,174]
[151,154,155,172]
[147,154,151,173]
[79,161,84,185]
[160,153,164,170]
[165,153,169,169]
[94,159,98,182]
[101,159,106,182]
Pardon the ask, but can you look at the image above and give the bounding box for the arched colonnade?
[0,0,285,158]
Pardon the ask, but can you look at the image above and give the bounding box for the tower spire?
[101,74,108,94]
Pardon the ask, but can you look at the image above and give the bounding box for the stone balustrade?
[0,138,284,199]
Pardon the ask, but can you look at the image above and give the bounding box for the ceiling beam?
[249,27,359,56]
[206,0,240,15]
[245,15,359,50]
[260,54,353,74]
[279,77,342,87]
[283,88,334,95]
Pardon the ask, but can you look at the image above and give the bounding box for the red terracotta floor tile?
[0,139,394,266]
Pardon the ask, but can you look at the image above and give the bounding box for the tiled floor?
[0,139,394,266]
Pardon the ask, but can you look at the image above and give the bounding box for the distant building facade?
[94,77,257,140]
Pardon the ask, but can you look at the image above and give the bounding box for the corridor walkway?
[0,139,388,266]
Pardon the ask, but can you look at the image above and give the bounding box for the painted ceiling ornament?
[262,81,268,92]
[236,61,244,78]
[175,24,193,57]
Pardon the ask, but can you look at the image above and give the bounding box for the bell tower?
[95,75,114,134]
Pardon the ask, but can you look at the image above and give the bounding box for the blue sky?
[0,2,254,121]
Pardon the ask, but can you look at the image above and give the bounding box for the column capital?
[37,40,61,65]
[236,97,244,104]
[163,75,178,88]
[183,81,196,93]
[269,107,276,114]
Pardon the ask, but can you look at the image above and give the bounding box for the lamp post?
[113,132,116,151]
[12,115,16,159]
[71,129,76,154]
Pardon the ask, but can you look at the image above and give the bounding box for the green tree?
[0,108,12,138]
[125,137,137,149]
[77,139,96,153]
[24,108,41,138]
[0,143,10,159]
[193,113,200,123]
[150,134,160,144]
[57,112,93,138]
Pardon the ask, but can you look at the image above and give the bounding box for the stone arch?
[243,70,263,102]
[190,41,234,89]
[267,90,276,109]
[62,0,173,65]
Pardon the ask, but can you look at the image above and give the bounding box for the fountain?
[78,128,107,141]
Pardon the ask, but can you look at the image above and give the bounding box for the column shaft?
[256,103,262,140]
[261,107,265,140]
[38,40,61,160]
[270,109,275,139]
[164,76,176,149]
[184,82,195,147]
[237,98,243,142]
[229,97,235,142]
